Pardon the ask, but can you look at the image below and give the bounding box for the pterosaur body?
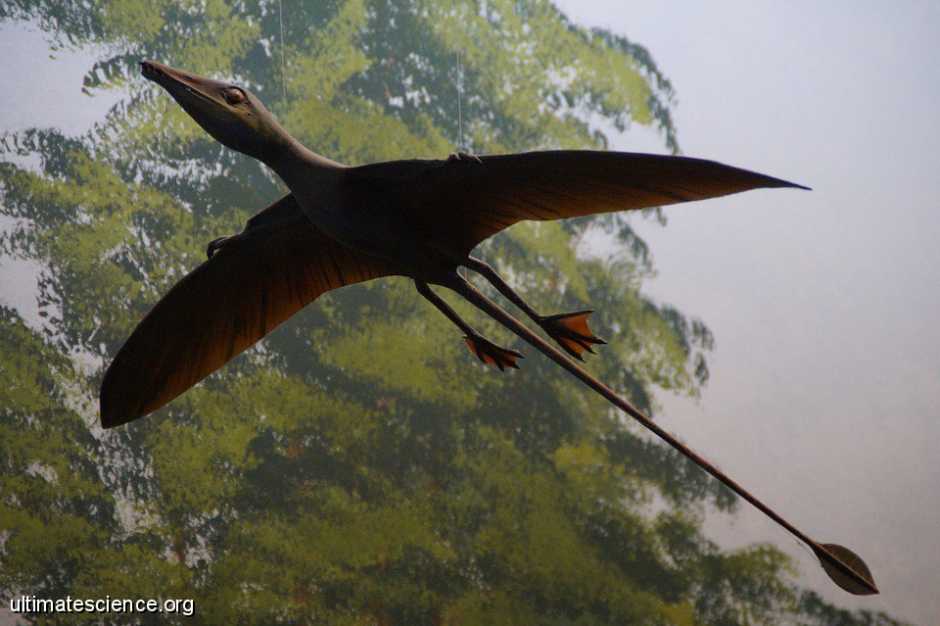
[100,61,877,596]
[104,61,805,423]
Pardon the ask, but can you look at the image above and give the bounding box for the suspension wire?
[278,0,287,107]
[456,51,464,151]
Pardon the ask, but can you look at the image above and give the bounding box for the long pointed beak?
[140,60,227,104]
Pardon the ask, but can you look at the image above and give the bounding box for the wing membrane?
[377,150,808,255]
[100,195,392,427]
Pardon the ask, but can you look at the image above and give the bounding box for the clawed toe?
[447,151,483,164]
[463,334,523,371]
[206,235,238,259]
[540,310,606,360]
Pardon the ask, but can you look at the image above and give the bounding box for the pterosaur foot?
[447,151,483,164]
[206,235,239,259]
[540,310,606,360]
[463,334,523,371]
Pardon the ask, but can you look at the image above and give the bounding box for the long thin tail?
[451,275,877,596]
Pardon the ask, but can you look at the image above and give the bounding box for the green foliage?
[0,1,907,625]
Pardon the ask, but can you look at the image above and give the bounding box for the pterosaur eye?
[223,88,246,105]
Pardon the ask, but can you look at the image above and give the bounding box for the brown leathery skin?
[100,61,879,601]
[100,195,392,427]
[105,61,806,425]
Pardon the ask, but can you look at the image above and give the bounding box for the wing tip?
[99,366,148,429]
[99,409,128,429]
[772,178,812,191]
[749,168,810,191]
[99,392,134,429]
[99,397,148,429]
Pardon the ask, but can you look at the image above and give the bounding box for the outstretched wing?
[100,194,394,428]
[351,150,808,257]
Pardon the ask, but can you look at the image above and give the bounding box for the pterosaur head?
[141,60,288,161]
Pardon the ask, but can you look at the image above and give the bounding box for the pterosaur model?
[101,60,877,595]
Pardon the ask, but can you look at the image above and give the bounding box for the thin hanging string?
[456,51,464,151]
[278,0,287,107]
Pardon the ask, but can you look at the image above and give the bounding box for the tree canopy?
[0,1,907,624]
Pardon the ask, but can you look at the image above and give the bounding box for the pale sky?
[1,2,938,624]
[552,2,939,624]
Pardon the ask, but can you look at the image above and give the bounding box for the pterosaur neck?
[264,135,344,191]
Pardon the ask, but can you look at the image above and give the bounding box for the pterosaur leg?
[446,272,877,596]
[463,256,605,360]
[206,234,241,259]
[415,279,522,371]
[463,257,540,319]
